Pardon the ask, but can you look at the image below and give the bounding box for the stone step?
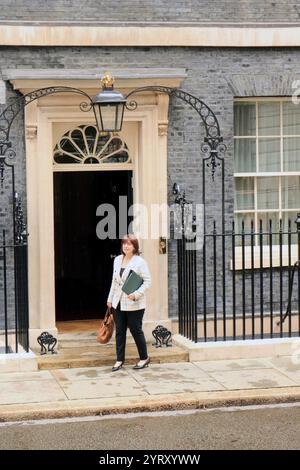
[36,342,189,370]
[56,320,137,349]
[58,333,136,349]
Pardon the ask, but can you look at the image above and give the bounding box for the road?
[0,403,299,450]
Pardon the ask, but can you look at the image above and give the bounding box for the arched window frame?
[53,125,131,166]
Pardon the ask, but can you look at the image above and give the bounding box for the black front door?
[54,170,133,321]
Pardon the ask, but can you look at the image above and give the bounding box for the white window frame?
[53,125,133,169]
[233,97,300,270]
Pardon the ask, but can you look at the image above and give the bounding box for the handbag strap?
[103,306,112,324]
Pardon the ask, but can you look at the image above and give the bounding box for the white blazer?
[107,254,151,311]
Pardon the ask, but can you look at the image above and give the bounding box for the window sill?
[230,245,299,270]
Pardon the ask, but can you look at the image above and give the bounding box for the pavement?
[1,355,300,422]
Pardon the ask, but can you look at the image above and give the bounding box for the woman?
[107,234,151,372]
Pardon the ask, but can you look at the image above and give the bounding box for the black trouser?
[113,302,148,362]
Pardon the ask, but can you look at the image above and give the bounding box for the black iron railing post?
[269,219,273,338]
[279,219,283,337]
[297,213,300,336]
[177,235,183,336]
[202,159,207,342]
[251,219,255,339]
[221,159,226,341]
[173,185,199,342]
[212,220,217,341]
[259,219,264,339]
[241,219,246,340]
[192,216,198,342]
[2,230,9,353]
[288,218,292,336]
[231,220,236,340]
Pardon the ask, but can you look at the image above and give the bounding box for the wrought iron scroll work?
[37,331,58,355]
[0,86,93,246]
[0,86,93,155]
[152,325,172,347]
[14,192,28,244]
[125,86,226,180]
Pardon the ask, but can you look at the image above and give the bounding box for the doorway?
[53,170,133,321]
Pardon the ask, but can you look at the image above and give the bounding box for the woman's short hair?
[121,234,140,255]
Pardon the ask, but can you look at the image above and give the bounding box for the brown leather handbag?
[97,307,115,344]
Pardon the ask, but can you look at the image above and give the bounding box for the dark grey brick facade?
[0,1,300,22]
[1,45,300,326]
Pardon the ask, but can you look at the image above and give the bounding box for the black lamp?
[92,73,126,132]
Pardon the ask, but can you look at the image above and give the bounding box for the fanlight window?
[53,125,131,164]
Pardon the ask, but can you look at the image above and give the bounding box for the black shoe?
[133,357,150,370]
[112,361,124,372]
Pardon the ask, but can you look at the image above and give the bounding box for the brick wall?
[0,1,300,22]
[0,45,300,328]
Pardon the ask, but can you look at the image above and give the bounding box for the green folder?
[121,269,144,295]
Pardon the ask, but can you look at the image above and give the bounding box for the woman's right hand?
[107,301,112,309]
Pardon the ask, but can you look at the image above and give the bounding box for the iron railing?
[177,216,300,342]
[0,229,29,353]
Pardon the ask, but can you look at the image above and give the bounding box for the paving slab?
[126,362,224,394]
[128,362,210,379]
[0,371,53,383]
[131,377,225,395]
[1,387,300,422]
[264,356,300,385]
[1,357,300,421]
[59,376,148,400]
[0,379,67,405]
[194,358,271,372]
[50,366,128,383]
[207,368,299,390]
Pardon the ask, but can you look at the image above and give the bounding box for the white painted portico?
[4,68,186,348]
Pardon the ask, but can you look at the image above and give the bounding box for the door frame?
[53,168,134,322]
[21,86,172,346]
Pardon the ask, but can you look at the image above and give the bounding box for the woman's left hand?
[128,294,136,301]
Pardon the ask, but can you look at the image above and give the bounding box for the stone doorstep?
[35,333,300,370]
[1,387,300,423]
[58,336,137,349]
[35,343,189,370]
